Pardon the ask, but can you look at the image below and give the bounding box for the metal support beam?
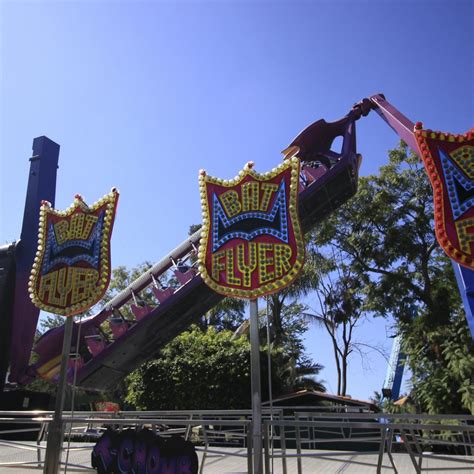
[249,299,262,474]
[369,94,418,153]
[382,335,407,401]
[43,316,73,474]
[452,262,474,339]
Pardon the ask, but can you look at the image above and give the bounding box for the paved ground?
[0,442,473,473]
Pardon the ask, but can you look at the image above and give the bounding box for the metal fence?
[0,409,262,473]
[263,411,474,474]
[0,408,473,473]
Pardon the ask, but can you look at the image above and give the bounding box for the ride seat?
[302,164,328,184]
[85,334,106,356]
[130,303,153,321]
[151,286,175,303]
[109,317,130,339]
[173,267,197,286]
[68,354,84,371]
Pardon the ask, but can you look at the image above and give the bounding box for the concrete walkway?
[0,442,473,473]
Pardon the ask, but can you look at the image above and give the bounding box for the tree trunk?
[329,334,342,395]
[341,354,348,396]
[270,296,284,347]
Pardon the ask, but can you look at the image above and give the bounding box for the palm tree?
[266,252,320,347]
[280,356,326,393]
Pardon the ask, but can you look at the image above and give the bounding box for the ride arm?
[369,93,419,153]
[283,97,374,165]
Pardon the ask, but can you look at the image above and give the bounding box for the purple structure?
[8,137,60,384]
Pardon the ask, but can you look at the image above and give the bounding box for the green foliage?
[264,301,326,394]
[104,262,155,307]
[311,142,473,413]
[313,143,458,322]
[401,312,474,414]
[310,262,366,396]
[125,325,325,410]
[201,297,246,331]
[125,327,252,410]
[266,258,319,348]
[102,254,324,410]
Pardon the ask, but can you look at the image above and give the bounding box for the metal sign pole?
[43,316,74,474]
[249,298,262,474]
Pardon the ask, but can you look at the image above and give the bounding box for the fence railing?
[263,411,474,474]
[0,409,282,473]
[0,408,473,473]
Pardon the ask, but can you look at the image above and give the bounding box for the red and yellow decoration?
[415,125,474,268]
[29,189,119,315]
[198,157,305,299]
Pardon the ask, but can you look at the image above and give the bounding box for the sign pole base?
[250,298,262,474]
[43,316,74,474]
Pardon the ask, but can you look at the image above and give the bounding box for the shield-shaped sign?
[198,157,305,299]
[415,126,474,268]
[29,189,119,315]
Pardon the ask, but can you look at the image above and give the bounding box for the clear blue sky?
[1,0,472,401]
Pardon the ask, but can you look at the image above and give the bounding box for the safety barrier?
[0,409,261,473]
[0,409,473,472]
[263,411,474,473]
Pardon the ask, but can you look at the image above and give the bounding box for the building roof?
[262,389,379,412]
[393,396,410,406]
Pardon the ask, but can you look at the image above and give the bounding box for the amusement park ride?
[0,94,473,404]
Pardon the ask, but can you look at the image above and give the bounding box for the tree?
[305,254,366,396]
[126,327,252,409]
[100,214,326,406]
[401,311,474,414]
[125,325,325,410]
[266,259,319,347]
[301,248,387,397]
[200,297,246,332]
[310,142,474,413]
[262,301,326,394]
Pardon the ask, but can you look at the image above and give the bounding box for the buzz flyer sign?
[29,189,119,316]
[198,157,305,299]
[415,126,474,269]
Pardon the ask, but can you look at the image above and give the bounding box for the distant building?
[263,389,379,413]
